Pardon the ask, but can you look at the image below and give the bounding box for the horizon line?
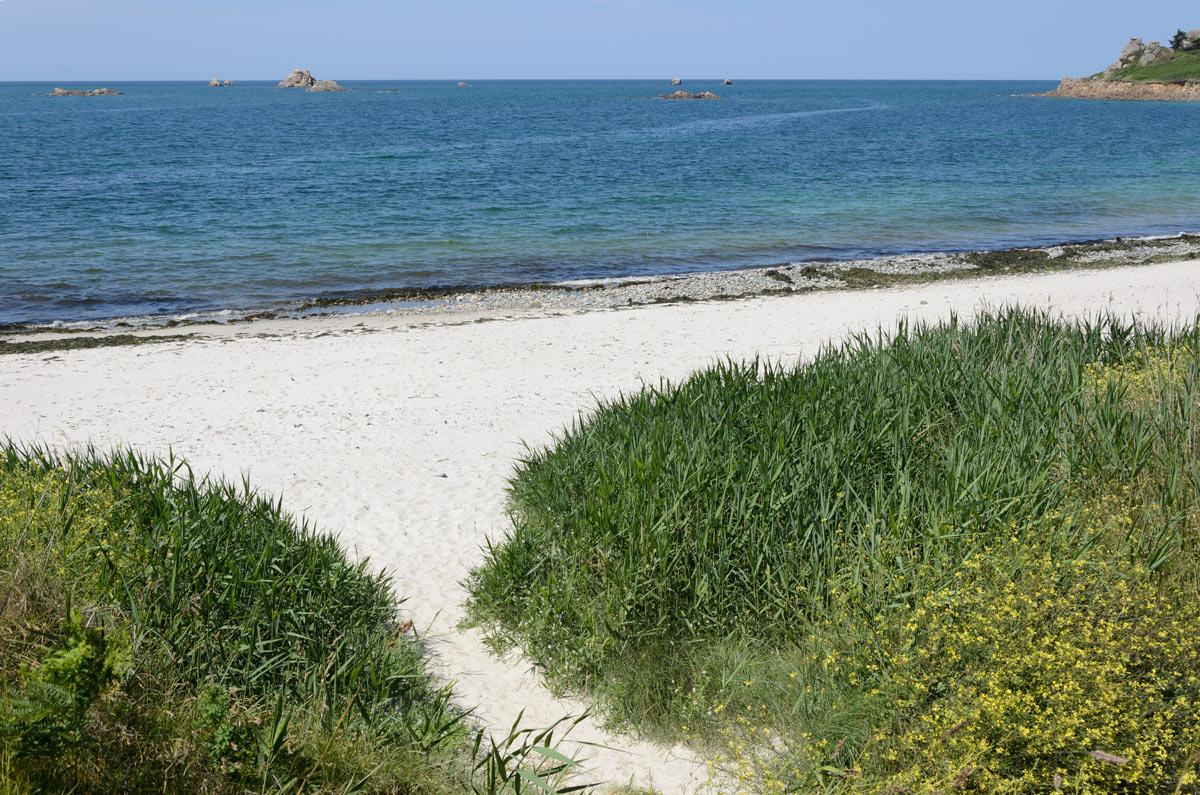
[1,76,1066,84]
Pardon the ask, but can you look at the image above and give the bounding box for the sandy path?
[3,261,1199,792]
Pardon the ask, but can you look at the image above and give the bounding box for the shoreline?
[4,233,1199,351]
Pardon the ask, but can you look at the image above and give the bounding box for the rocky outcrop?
[224,80,234,86]
[1185,30,1200,50]
[278,69,317,88]
[209,78,235,87]
[1105,38,1145,74]
[722,78,733,85]
[670,78,682,85]
[658,90,721,99]
[307,80,348,92]
[47,87,124,96]
[1103,37,1182,75]
[278,70,349,92]
[1043,76,1200,101]
[1139,41,1174,66]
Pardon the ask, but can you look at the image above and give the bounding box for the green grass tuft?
[467,309,1200,792]
[0,448,593,793]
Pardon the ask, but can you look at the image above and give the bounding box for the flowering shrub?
[696,538,1200,794]
[863,543,1200,793]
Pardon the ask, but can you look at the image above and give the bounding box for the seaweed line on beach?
[4,234,1199,353]
[0,334,194,356]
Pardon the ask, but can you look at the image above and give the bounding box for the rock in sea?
[277,70,348,92]
[658,90,721,99]
[307,80,349,92]
[47,87,124,96]
[278,69,317,88]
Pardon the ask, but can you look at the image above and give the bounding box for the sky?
[0,0,1197,81]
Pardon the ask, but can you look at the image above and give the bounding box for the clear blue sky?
[1,0,1197,81]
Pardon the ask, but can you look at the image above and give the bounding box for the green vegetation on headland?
[467,310,1200,793]
[0,448,589,794]
[1100,28,1200,83]
[1104,48,1200,83]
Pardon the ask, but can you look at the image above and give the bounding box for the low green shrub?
[702,536,1200,793]
[4,611,127,763]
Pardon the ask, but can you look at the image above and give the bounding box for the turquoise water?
[2,80,1198,326]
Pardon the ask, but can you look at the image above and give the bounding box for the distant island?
[658,90,721,100]
[277,69,349,92]
[46,87,124,97]
[1044,28,1200,100]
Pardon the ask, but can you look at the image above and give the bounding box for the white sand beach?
[3,260,1200,792]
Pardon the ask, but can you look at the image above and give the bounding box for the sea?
[2,79,1199,327]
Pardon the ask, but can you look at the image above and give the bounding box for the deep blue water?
[2,79,1199,325]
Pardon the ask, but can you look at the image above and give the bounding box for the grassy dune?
[0,449,587,794]
[468,310,1200,793]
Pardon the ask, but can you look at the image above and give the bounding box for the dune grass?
[0,448,591,794]
[467,309,1200,792]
